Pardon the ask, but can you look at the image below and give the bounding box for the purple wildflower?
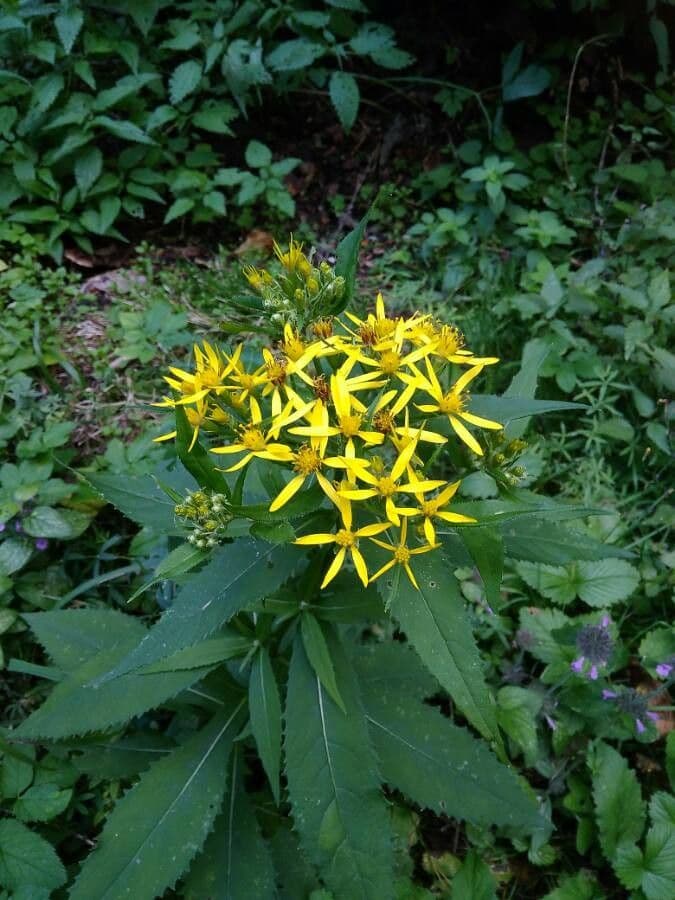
[636,718,646,735]
[603,687,659,736]
[0,522,5,532]
[602,689,618,700]
[571,618,613,680]
[544,714,557,731]
[655,660,674,679]
[35,538,49,551]
[13,520,22,533]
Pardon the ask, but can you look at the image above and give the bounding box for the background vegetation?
[0,0,673,897]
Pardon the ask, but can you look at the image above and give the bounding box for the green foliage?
[0,0,412,256]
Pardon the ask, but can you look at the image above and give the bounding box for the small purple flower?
[636,718,646,735]
[604,687,659,736]
[571,619,614,680]
[655,660,674,679]
[35,538,49,551]
[602,689,618,700]
[13,520,22,533]
[0,522,5,532]
[544,714,557,731]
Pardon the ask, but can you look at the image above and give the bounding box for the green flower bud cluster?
[243,239,345,331]
[175,491,233,549]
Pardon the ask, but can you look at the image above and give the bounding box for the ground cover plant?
[1,1,673,898]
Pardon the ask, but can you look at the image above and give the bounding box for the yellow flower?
[339,435,444,525]
[344,292,404,346]
[412,361,502,456]
[274,237,312,277]
[368,519,437,590]
[289,373,385,457]
[295,499,388,588]
[243,265,272,291]
[224,343,268,403]
[153,396,211,450]
[268,443,361,512]
[396,480,476,544]
[280,323,306,362]
[211,397,296,471]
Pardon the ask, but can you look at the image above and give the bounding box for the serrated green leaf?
[329,71,360,131]
[300,614,345,712]
[13,783,72,822]
[501,519,632,565]
[54,7,83,53]
[192,102,238,134]
[266,39,324,71]
[517,607,570,663]
[352,641,439,702]
[95,115,156,144]
[540,870,604,900]
[470,394,585,426]
[451,851,497,899]
[589,741,646,861]
[641,824,675,900]
[0,539,32,576]
[184,747,276,899]
[248,647,282,804]
[333,206,371,312]
[459,526,503,610]
[72,734,175,780]
[497,685,542,764]
[576,559,640,607]
[22,506,91,539]
[649,792,675,827]
[164,196,195,223]
[97,540,298,682]
[138,634,251,674]
[87,471,179,530]
[24,607,144,672]
[0,745,34,798]
[382,552,499,744]
[169,60,203,105]
[309,583,384,622]
[0,819,66,893]
[14,627,219,740]
[245,139,272,168]
[516,561,578,606]
[69,705,244,900]
[285,632,393,899]
[74,146,102,196]
[360,672,542,830]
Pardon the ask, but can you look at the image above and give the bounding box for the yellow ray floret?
[294,499,389,588]
[396,480,476,544]
[368,519,438,590]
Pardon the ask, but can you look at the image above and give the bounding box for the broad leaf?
[69,705,244,900]
[352,641,439,702]
[248,646,282,804]
[184,747,277,899]
[588,741,646,861]
[615,824,675,900]
[451,851,497,899]
[330,70,360,131]
[309,583,384,622]
[97,539,298,683]
[285,633,393,899]
[0,819,66,894]
[359,671,542,831]
[575,559,640,607]
[382,552,500,744]
[169,60,203,104]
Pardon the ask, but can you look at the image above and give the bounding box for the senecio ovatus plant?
[15,225,619,900]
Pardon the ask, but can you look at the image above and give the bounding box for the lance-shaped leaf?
[69,704,245,900]
[300,612,345,712]
[381,552,500,745]
[469,394,585,425]
[332,206,371,313]
[96,539,298,684]
[359,665,542,831]
[184,747,277,899]
[24,607,146,672]
[86,471,179,531]
[501,519,632,565]
[14,626,222,740]
[285,632,393,899]
[249,646,282,804]
[138,633,251,674]
[459,525,504,611]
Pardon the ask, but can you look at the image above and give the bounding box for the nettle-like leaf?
[459,525,504,611]
[169,60,203,105]
[285,631,393,899]
[0,818,66,895]
[14,625,221,740]
[614,824,675,900]
[378,550,500,745]
[94,539,298,684]
[184,747,277,899]
[588,741,646,862]
[329,70,360,131]
[69,704,245,900]
[357,644,542,831]
[501,519,632,566]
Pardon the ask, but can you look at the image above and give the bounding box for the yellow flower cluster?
[155,291,502,590]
